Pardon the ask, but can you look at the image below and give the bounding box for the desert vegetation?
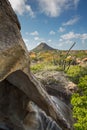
[67,66,87,130]
[30,43,87,130]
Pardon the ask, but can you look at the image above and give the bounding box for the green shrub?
[78,75,87,94]
[30,63,45,73]
[71,93,87,130]
[67,66,87,84]
[67,66,87,130]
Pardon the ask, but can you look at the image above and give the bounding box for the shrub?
[30,63,45,73]
[71,93,87,130]
[78,75,87,94]
[67,66,87,130]
[67,66,87,84]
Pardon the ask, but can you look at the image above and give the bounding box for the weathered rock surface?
[0,0,74,130]
[34,70,77,128]
[35,71,77,104]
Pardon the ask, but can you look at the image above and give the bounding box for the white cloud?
[48,39,52,42]
[49,30,56,35]
[74,0,80,8]
[58,42,63,47]
[80,34,87,40]
[80,34,87,44]
[30,31,39,36]
[34,37,40,41]
[60,32,87,40]
[56,31,87,49]
[58,39,75,49]
[59,39,63,42]
[23,38,38,50]
[61,32,76,40]
[34,36,45,42]
[9,0,35,17]
[23,38,29,43]
[60,31,87,45]
[25,32,29,35]
[37,0,80,17]
[58,27,65,32]
[63,16,80,26]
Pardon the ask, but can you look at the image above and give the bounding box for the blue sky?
[9,0,87,50]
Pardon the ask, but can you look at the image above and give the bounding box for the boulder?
[35,71,77,105]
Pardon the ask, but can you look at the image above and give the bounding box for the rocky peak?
[32,42,57,52]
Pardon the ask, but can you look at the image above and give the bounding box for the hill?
[31,42,57,52]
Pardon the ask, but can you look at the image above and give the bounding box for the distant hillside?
[31,42,57,52]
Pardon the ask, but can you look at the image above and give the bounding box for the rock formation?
[31,42,57,52]
[0,0,73,130]
[35,71,77,105]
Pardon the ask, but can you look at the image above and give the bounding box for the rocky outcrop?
[0,0,73,130]
[35,70,77,105]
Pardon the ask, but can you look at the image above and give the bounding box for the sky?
[8,0,87,50]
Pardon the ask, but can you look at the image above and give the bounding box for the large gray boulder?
[35,71,77,105]
[0,0,73,130]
